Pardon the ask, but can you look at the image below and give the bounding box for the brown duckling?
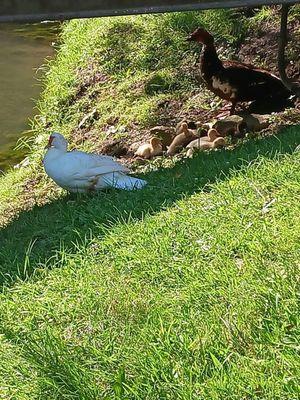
[167,122,198,156]
[186,128,225,157]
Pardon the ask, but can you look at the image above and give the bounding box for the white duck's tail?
[104,172,147,190]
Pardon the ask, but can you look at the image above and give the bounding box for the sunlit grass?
[0,9,249,226]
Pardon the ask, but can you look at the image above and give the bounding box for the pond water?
[0,22,59,172]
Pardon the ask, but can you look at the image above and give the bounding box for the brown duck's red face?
[45,135,54,149]
[187,28,214,45]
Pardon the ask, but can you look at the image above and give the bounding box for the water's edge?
[0,22,59,172]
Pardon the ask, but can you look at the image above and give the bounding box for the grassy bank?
[0,7,300,399]
[0,8,252,227]
[0,7,299,227]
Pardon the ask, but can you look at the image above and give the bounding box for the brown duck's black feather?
[217,65,291,102]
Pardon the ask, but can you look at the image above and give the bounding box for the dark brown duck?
[187,28,292,114]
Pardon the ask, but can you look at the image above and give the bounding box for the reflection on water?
[0,22,58,172]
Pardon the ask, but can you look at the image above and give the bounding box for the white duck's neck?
[52,138,68,151]
[55,142,68,152]
[45,145,67,161]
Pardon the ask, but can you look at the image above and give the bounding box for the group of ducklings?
[134,121,225,159]
[134,113,269,160]
[166,122,226,157]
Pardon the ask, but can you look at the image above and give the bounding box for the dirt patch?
[68,62,110,107]
[238,16,300,81]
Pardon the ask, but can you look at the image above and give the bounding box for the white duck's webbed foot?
[88,177,99,192]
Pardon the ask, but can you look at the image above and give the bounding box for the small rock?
[101,139,128,157]
[240,113,270,131]
[212,115,245,136]
[150,126,175,148]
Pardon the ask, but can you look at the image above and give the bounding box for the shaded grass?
[0,126,299,287]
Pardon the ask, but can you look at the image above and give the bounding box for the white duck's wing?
[65,151,129,181]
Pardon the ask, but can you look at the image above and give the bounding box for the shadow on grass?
[0,126,299,287]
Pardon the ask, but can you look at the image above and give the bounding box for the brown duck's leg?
[230,101,237,115]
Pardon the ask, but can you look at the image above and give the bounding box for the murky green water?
[0,22,58,172]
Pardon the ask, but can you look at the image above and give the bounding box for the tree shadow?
[0,127,299,287]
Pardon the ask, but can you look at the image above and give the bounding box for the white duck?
[43,132,147,192]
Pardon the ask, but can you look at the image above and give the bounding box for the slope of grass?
[0,130,299,399]
[0,7,299,227]
[37,10,243,131]
[0,127,298,286]
[0,8,299,399]
[0,9,249,227]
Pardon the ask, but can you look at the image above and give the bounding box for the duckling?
[212,137,226,149]
[167,122,198,156]
[206,128,220,141]
[186,129,225,157]
[186,128,218,150]
[134,137,163,159]
[175,119,197,133]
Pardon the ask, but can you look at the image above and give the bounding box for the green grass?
[0,126,300,398]
[34,9,246,144]
[0,127,298,284]
[0,9,250,227]
[0,8,300,399]
[1,7,298,226]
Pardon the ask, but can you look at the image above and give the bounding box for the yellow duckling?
[167,122,198,156]
[186,129,225,157]
[134,137,163,159]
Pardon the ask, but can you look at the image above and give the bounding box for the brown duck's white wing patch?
[212,76,237,99]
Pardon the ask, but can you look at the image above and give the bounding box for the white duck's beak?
[45,136,54,149]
